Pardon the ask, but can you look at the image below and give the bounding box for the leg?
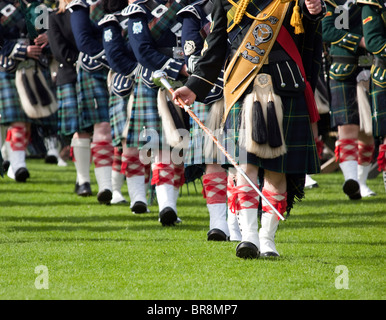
[226,168,242,241]
[259,170,287,257]
[336,124,361,200]
[7,122,30,182]
[202,164,229,241]
[357,131,376,197]
[234,164,260,259]
[91,122,114,204]
[122,144,148,213]
[111,146,128,204]
[71,132,92,196]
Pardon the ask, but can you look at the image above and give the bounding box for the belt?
[331,55,358,64]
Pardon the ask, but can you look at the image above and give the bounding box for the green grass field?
[0,159,385,300]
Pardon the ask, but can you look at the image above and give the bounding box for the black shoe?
[159,207,178,226]
[207,229,228,241]
[97,189,112,205]
[131,201,148,214]
[236,241,260,259]
[2,160,10,172]
[45,155,58,164]
[343,179,362,200]
[15,167,30,182]
[260,251,280,258]
[77,182,92,197]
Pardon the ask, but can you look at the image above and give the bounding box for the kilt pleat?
[0,71,29,124]
[76,68,110,131]
[126,76,162,149]
[57,83,79,136]
[370,81,386,137]
[184,101,222,165]
[329,77,360,128]
[109,94,129,146]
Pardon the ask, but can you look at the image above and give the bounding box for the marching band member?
[67,0,114,204]
[323,0,376,199]
[173,0,324,258]
[47,0,93,196]
[177,0,231,240]
[357,0,386,192]
[122,0,192,225]
[0,0,58,183]
[99,0,149,210]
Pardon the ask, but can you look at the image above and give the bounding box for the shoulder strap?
[276,26,319,123]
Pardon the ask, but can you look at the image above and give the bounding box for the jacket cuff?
[186,74,214,102]
[10,43,27,61]
[160,58,184,81]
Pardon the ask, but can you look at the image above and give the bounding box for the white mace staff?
[153,70,286,221]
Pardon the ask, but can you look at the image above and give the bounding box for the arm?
[322,1,363,52]
[47,13,78,67]
[68,1,104,57]
[100,15,138,75]
[361,4,386,57]
[124,4,186,80]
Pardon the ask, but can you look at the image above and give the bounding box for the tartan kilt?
[0,71,58,129]
[126,76,163,149]
[184,101,222,165]
[109,94,129,147]
[57,83,79,136]
[0,71,29,124]
[76,68,110,131]
[329,76,360,129]
[224,94,320,175]
[370,81,386,137]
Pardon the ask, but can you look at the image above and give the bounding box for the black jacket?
[47,10,79,86]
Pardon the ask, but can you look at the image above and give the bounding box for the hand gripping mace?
[153,70,286,221]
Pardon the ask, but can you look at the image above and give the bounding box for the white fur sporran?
[239,74,287,159]
[203,98,225,161]
[157,88,188,148]
[356,74,372,136]
[15,60,57,119]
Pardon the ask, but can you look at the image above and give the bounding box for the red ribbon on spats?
[377,144,386,172]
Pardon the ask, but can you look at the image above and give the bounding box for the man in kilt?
[0,0,58,183]
[173,0,324,258]
[99,0,152,210]
[47,0,94,196]
[122,0,193,226]
[67,0,116,204]
[323,0,377,199]
[177,0,240,241]
[357,0,386,192]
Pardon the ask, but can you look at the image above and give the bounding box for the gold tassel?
[290,0,304,34]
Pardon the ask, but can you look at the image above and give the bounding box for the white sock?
[208,203,230,236]
[71,138,91,185]
[126,175,148,207]
[339,160,358,181]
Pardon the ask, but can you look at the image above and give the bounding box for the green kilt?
[0,71,58,129]
[225,95,320,174]
[224,93,320,214]
[0,71,29,124]
[370,76,386,138]
[57,83,78,136]
[76,68,110,132]
[329,73,361,129]
[126,76,163,149]
[109,94,129,147]
[184,101,225,166]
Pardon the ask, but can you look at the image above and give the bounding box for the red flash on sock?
[335,139,358,163]
[202,172,227,204]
